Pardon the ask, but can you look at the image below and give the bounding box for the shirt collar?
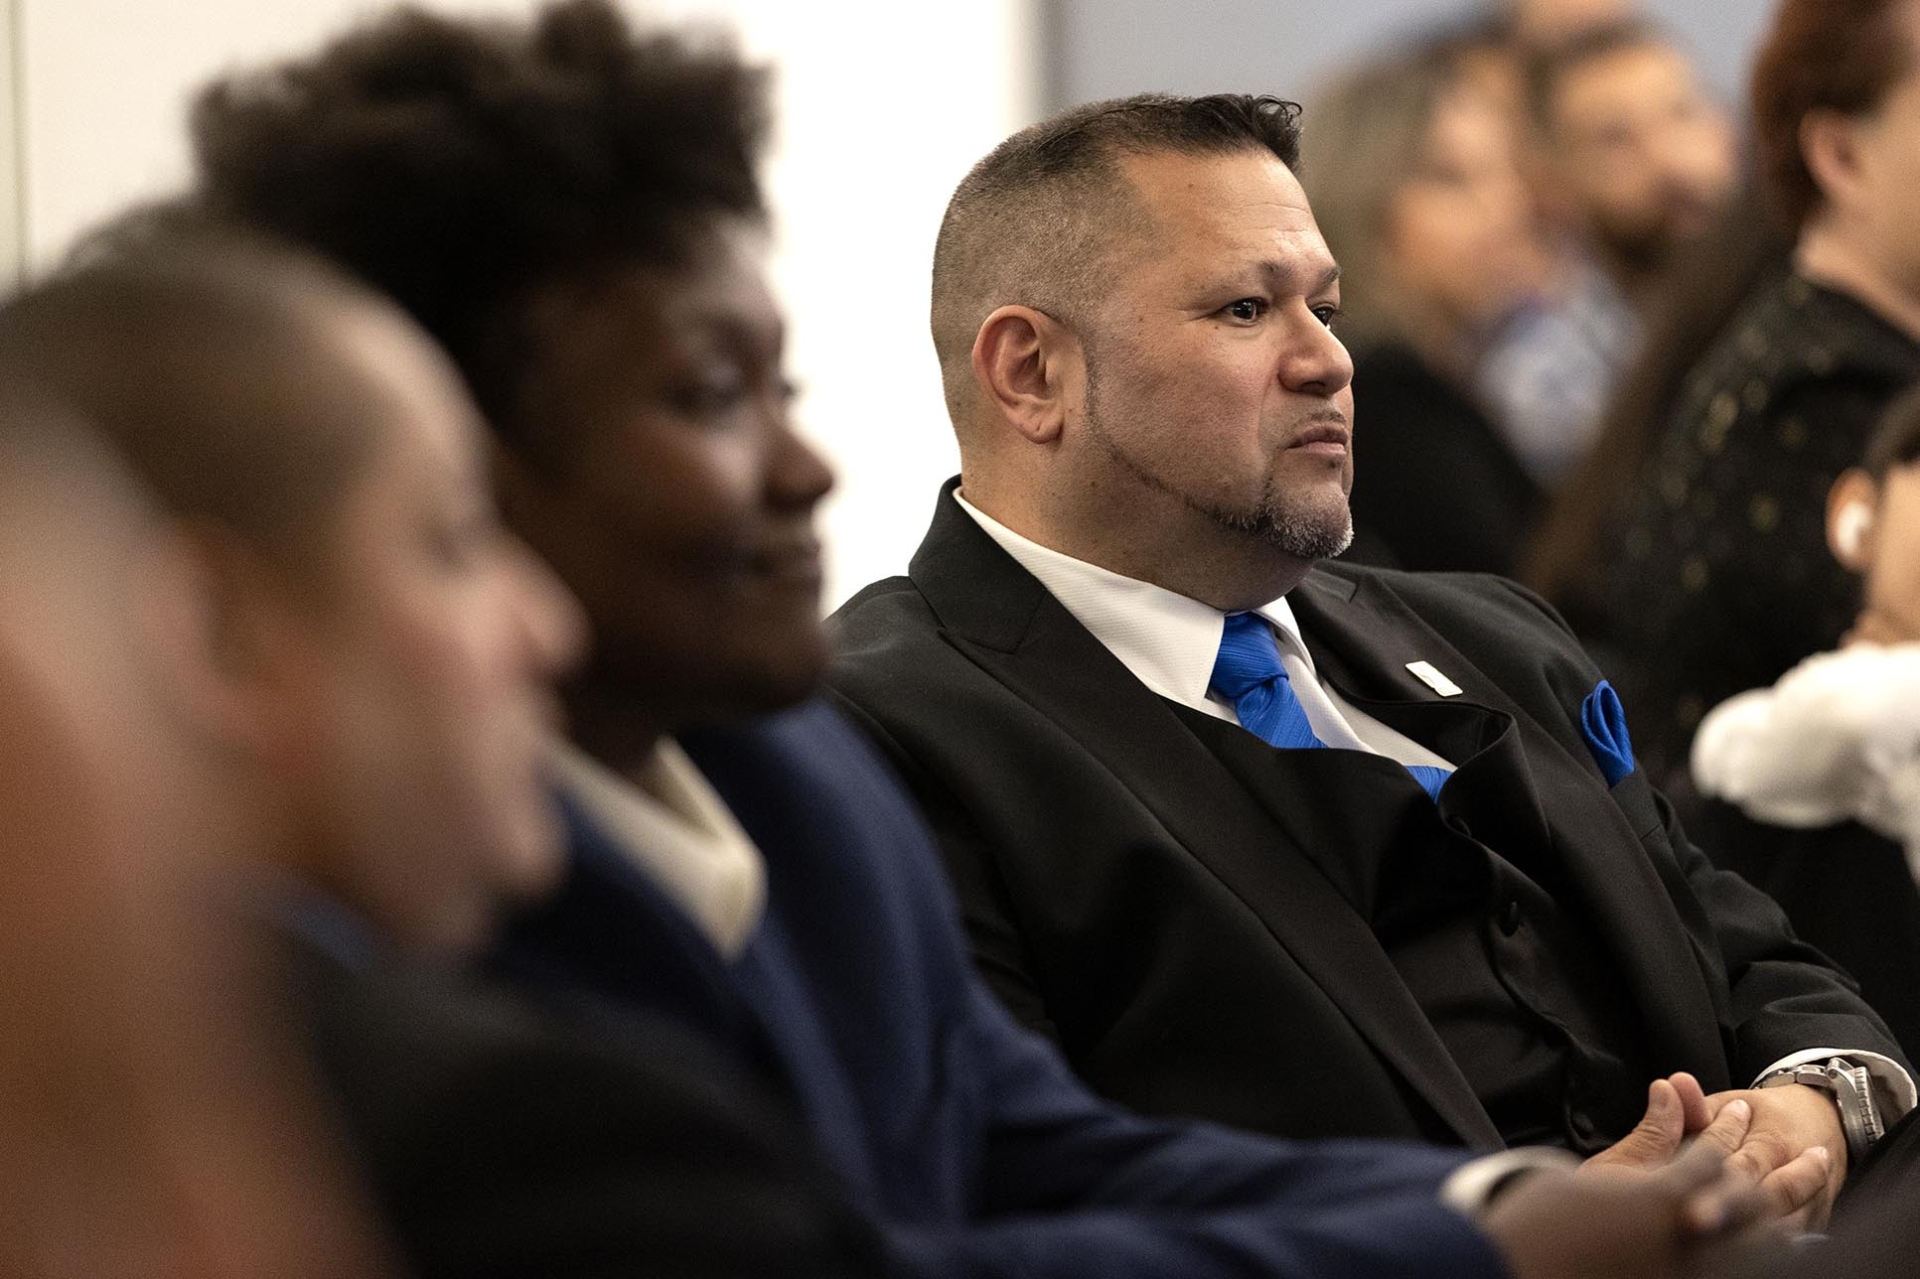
[953,489,1314,708]
[552,738,767,958]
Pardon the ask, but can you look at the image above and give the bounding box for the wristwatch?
[1757,1057,1884,1163]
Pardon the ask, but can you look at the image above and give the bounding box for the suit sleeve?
[880,977,1508,1279]
[824,687,1064,1043]
[316,973,882,1279]
[1490,577,1913,1083]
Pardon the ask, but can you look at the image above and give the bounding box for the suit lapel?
[909,485,1502,1147]
[1289,570,1727,1074]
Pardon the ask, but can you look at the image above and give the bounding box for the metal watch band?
[1757,1057,1883,1163]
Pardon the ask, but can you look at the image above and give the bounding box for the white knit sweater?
[1692,643,1920,877]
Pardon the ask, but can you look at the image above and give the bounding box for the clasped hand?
[1483,1083,1834,1279]
[1583,1071,1846,1230]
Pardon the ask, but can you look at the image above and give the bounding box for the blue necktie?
[1210,612,1449,802]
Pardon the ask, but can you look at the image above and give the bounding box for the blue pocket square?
[1580,680,1636,786]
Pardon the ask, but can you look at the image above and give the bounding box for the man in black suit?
[828,91,1915,1228]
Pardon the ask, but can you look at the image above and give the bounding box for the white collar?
[552,738,766,959]
[952,489,1317,706]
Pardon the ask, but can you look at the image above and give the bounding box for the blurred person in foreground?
[828,77,1920,1232]
[0,397,396,1279]
[1689,386,1920,1059]
[1599,0,1920,803]
[0,232,882,1279]
[186,3,1823,1276]
[1301,38,1547,575]
[1480,19,1738,485]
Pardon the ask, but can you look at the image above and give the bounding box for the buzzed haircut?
[191,0,768,450]
[0,224,395,567]
[931,93,1301,419]
[1524,17,1673,131]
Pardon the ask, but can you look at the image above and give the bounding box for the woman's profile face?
[1383,82,1544,341]
[502,221,837,732]
[1828,41,1920,300]
[287,306,586,954]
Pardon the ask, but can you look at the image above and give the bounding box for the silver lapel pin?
[1405,661,1463,697]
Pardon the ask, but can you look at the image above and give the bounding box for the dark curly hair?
[191,0,769,444]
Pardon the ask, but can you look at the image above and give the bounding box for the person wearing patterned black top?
[1597,0,1920,807]
[1601,271,1920,801]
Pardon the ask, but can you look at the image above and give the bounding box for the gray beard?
[1227,489,1355,561]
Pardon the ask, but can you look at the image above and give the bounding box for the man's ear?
[970,305,1083,446]
[1827,468,1880,572]
[1801,108,1866,215]
[132,523,310,761]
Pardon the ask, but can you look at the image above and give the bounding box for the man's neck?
[958,482,1314,612]
[1846,608,1920,647]
[1796,223,1920,343]
[1596,250,1662,312]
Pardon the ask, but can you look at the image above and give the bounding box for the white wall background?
[18,0,1039,605]
[1049,0,1775,113]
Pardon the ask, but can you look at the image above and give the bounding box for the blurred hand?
[1486,1097,1823,1279]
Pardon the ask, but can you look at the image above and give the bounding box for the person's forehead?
[1556,42,1695,116]
[1116,149,1328,265]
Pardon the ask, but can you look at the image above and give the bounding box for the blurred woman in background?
[1301,38,1549,574]
[1518,188,1794,647]
[1596,0,1920,802]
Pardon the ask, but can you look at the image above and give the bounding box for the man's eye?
[1312,304,1342,329]
[1223,299,1268,323]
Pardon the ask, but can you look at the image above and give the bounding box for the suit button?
[1497,900,1523,935]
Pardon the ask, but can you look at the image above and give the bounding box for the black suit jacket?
[827,484,1905,1150]
[285,928,879,1279]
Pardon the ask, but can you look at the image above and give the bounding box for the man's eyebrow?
[1248,260,1342,293]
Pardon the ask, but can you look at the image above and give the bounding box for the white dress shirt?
[952,490,1917,1121]
[552,738,767,959]
[953,490,1453,770]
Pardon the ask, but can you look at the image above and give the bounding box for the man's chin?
[1269,518,1353,563]
[1259,489,1353,563]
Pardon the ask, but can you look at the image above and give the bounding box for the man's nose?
[1279,310,1355,398]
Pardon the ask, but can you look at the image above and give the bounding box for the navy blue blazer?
[497,701,1507,1279]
